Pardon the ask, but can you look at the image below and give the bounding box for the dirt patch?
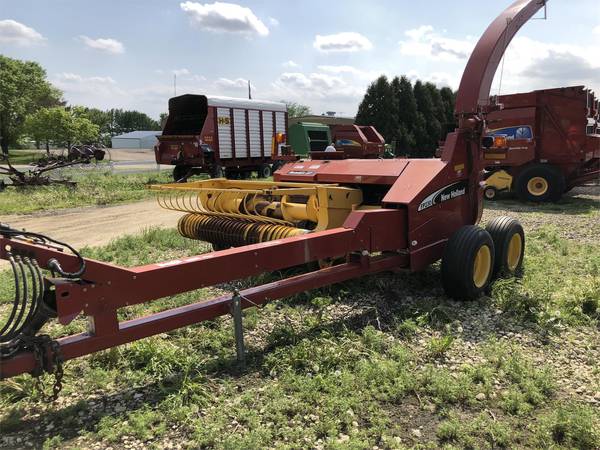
[0,199,183,266]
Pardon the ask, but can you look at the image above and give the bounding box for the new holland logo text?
[418,181,468,211]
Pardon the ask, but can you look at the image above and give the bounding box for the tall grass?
[0,170,173,215]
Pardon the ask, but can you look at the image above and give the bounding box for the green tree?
[355,75,398,144]
[440,87,457,134]
[425,82,447,142]
[74,116,100,144]
[73,106,113,146]
[24,107,99,151]
[413,80,441,156]
[159,112,168,128]
[111,109,161,134]
[0,55,63,154]
[283,101,311,118]
[391,76,418,154]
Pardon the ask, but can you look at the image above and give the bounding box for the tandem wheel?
[442,225,495,301]
[485,216,525,278]
[173,165,191,183]
[258,164,272,178]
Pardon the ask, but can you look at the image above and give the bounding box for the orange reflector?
[276,133,286,143]
[493,136,507,148]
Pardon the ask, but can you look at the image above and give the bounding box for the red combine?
[155,95,297,182]
[0,1,545,388]
[483,86,600,201]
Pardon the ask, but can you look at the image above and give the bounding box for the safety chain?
[26,335,64,401]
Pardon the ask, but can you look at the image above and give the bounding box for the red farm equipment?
[155,95,297,182]
[331,124,385,159]
[483,86,600,201]
[1,0,546,391]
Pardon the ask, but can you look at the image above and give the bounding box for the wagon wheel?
[258,164,272,178]
[485,216,525,278]
[442,225,495,301]
[515,164,565,202]
[211,165,225,179]
[173,165,192,182]
[483,186,497,200]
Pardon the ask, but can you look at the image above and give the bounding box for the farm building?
[111,130,162,149]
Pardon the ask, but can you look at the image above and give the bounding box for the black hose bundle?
[0,254,44,348]
[0,223,85,357]
[0,223,86,278]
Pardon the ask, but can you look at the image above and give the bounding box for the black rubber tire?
[442,225,495,301]
[173,165,190,183]
[483,186,497,201]
[485,216,525,278]
[258,164,272,178]
[225,169,241,180]
[211,165,225,178]
[212,242,230,251]
[515,164,565,202]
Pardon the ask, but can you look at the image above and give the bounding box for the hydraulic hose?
[0,223,86,278]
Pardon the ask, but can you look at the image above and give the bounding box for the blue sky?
[1,0,599,119]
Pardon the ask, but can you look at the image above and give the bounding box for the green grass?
[0,170,173,215]
[4,149,41,165]
[491,225,600,329]
[0,219,598,448]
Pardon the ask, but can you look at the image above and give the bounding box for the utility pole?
[248,80,252,100]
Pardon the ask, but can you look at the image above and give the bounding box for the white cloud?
[282,60,299,68]
[424,72,458,89]
[273,72,361,100]
[51,72,127,109]
[593,25,600,35]
[268,17,279,26]
[491,36,600,95]
[180,1,269,37]
[155,68,205,82]
[269,71,365,116]
[399,25,474,61]
[397,24,600,95]
[56,72,116,84]
[313,32,372,53]
[79,35,125,54]
[317,65,379,81]
[214,77,254,90]
[0,19,46,46]
[394,69,459,90]
[172,68,190,76]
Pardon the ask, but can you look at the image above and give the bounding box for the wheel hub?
[473,244,492,288]
[507,233,522,271]
[527,177,548,196]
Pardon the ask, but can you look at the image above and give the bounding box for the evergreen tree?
[355,75,398,145]
[356,74,457,157]
[413,81,441,156]
[390,76,418,154]
[440,87,457,134]
[425,82,447,141]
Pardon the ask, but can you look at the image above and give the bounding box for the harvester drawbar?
[0,0,544,391]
